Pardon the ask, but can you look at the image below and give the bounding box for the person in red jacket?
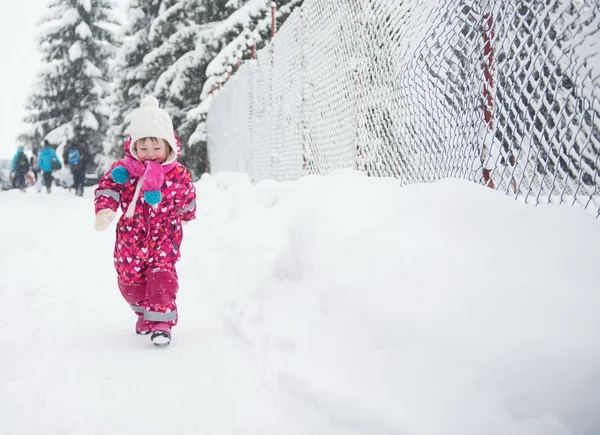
[94,96,196,347]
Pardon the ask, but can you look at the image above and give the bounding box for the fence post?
[271,2,277,38]
[481,9,496,189]
[355,0,367,173]
[246,37,256,60]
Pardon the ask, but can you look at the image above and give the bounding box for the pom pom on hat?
[144,190,162,205]
[111,165,130,184]
[129,95,177,158]
[141,95,159,108]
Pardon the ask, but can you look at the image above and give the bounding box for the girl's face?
[135,137,169,163]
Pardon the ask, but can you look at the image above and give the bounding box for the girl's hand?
[95,209,117,231]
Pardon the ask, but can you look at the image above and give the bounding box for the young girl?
[94,95,196,347]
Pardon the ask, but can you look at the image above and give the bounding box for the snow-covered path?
[0,187,301,435]
[1,172,600,435]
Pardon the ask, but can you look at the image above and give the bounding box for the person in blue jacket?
[38,140,61,193]
[11,146,30,191]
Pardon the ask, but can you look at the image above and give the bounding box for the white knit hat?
[129,95,177,162]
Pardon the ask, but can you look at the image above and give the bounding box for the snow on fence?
[206,0,600,217]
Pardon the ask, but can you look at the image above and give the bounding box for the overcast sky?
[0,0,126,159]
[0,0,48,158]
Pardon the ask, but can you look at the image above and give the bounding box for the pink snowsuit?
[94,136,196,328]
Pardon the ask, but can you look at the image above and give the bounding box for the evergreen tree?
[21,0,117,170]
[148,0,302,178]
[105,0,194,165]
[104,0,166,163]
[143,0,239,178]
[105,0,301,178]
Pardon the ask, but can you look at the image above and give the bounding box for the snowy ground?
[0,170,599,435]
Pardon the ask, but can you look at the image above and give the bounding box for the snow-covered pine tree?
[103,0,202,168]
[103,0,301,177]
[21,0,117,169]
[139,0,242,178]
[104,0,166,163]
[145,0,302,178]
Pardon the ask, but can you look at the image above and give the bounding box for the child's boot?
[135,313,152,335]
[150,322,172,347]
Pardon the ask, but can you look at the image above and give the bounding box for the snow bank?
[191,169,600,435]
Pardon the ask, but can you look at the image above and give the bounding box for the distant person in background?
[38,140,61,193]
[30,148,40,183]
[63,142,88,196]
[11,146,30,191]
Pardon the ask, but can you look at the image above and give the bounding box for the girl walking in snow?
[94,96,196,347]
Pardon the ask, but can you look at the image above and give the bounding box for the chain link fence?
[207,0,600,217]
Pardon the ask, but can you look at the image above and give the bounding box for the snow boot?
[135,313,152,335]
[150,323,172,347]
